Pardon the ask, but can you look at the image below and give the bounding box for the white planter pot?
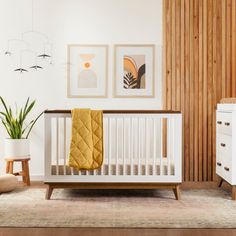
[4,139,30,159]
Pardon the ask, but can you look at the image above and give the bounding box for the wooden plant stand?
[5,157,31,186]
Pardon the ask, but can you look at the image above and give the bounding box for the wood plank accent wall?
[163,0,236,181]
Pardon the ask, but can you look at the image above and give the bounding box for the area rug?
[0,187,236,228]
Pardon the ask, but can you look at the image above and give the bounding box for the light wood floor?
[1,228,236,236]
[0,180,234,236]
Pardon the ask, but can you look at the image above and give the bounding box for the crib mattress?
[51,159,175,176]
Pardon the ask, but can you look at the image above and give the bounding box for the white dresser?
[216,104,236,199]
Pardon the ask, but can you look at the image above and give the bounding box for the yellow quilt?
[68,109,103,170]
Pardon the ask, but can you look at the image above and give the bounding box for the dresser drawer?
[216,112,232,135]
[216,156,223,177]
[219,163,232,184]
[217,133,232,158]
[216,155,233,184]
[216,133,233,184]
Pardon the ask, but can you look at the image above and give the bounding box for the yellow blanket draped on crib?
[68,109,103,170]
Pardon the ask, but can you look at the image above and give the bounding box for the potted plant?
[0,97,43,159]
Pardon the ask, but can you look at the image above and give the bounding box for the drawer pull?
[220,143,226,147]
[217,121,222,125]
[225,122,230,126]
[217,162,222,167]
[224,167,230,172]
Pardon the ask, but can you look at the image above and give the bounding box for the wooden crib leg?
[173,185,180,200]
[45,185,53,200]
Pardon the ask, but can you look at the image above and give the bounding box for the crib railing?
[44,110,182,183]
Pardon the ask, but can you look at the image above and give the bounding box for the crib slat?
[56,118,59,176]
[45,114,52,178]
[167,118,171,175]
[108,117,111,175]
[153,118,156,176]
[127,118,132,175]
[98,117,104,175]
[160,118,163,176]
[141,119,144,175]
[101,118,106,176]
[71,168,74,175]
[63,118,66,175]
[116,118,118,175]
[138,118,141,176]
[172,118,175,176]
[145,118,148,176]
[129,117,133,176]
[67,118,73,175]
[123,118,125,175]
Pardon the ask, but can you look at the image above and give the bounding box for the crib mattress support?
[44,182,181,200]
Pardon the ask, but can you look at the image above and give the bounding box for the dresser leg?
[218,178,224,187]
[232,186,236,200]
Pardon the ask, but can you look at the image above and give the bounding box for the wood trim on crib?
[44,110,181,114]
[44,182,181,200]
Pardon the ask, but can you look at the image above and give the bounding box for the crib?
[44,110,182,200]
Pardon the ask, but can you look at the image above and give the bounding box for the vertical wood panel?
[171,0,176,109]
[232,0,236,97]
[216,0,222,103]
[163,0,167,110]
[198,0,203,181]
[184,0,190,181]
[175,0,181,111]
[226,0,232,97]
[222,0,226,98]
[193,0,199,181]
[163,0,171,158]
[207,0,213,180]
[189,0,194,181]
[202,0,208,181]
[163,0,236,181]
[212,0,217,181]
[180,0,185,181]
[166,0,172,110]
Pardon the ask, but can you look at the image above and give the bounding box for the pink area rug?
[0,187,236,228]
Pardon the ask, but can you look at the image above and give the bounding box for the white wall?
[0,0,163,178]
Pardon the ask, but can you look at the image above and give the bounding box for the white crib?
[44,110,182,200]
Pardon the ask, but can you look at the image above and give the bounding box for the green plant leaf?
[0,96,10,117]
[26,111,44,138]
[22,120,34,135]
[23,97,30,116]
[24,100,35,117]
[0,97,41,139]
[2,120,11,137]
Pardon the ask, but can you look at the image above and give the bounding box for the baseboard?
[30,175,44,181]
[181,181,218,189]
[19,175,44,181]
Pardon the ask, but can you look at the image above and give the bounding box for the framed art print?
[114,44,155,98]
[67,44,108,98]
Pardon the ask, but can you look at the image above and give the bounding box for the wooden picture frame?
[114,44,155,98]
[67,44,108,98]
